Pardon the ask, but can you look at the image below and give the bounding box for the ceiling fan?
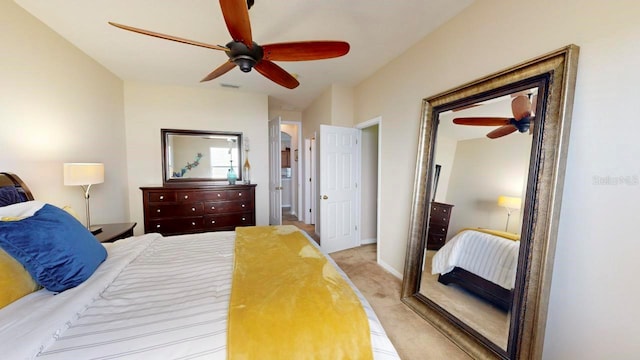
[108,0,350,89]
[452,93,537,139]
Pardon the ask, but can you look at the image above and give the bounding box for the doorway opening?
[356,117,381,261]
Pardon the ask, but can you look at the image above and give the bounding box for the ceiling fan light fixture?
[233,55,256,72]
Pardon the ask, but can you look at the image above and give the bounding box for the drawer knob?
[443,209,447,212]
[160,195,164,200]
[211,206,215,210]
[192,222,196,226]
[217,193,221,197]
[241,204,245,208]
[211,220,216,224]
[242,217,246,221]
[156,224,161,228]
[157,209,161,213]
[192,207,196,212]
[238,192,242,196]
[442,217,446,221]
[184,195,189,199]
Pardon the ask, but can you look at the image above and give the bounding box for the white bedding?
[431,230,520,289]
[0,230,399,360]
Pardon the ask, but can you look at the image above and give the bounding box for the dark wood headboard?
[0,172,35,201]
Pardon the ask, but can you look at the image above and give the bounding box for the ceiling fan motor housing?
[511,116,532,133]
[226,41,263,72]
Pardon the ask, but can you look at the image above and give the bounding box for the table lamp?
[63,163,104,234]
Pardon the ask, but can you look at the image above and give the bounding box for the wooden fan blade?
[487,125,517,139]
[453,117,510,126]
[254,60,299,89]
[219,0,253,47]
[108,22,228,51]
[511,95,532,120]
[200,61,237,82]
[262,41,350,61]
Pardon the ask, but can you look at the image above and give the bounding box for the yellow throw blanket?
[459,227,520,241]
[228,225,373,360]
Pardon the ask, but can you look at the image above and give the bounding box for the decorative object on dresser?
[93,222,136,243]
[141,185,256,236]
[63,163,104,234]
[426,202,453,250]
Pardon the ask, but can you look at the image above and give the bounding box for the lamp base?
[90,226,103,235]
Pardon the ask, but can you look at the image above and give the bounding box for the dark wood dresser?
[427,202,454,250]
[140,184,256,236]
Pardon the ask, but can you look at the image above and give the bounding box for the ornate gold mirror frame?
[401,45,579,359]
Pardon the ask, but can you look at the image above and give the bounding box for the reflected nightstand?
[94,222,136,243]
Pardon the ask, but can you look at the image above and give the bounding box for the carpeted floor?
[330,245,472,360]
[282,212,471,359]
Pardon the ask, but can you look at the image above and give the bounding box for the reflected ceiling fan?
[109,0,350,89]
[452,93,537,139]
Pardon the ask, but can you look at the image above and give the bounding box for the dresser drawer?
[205,200,254,214]
[147,191,177,203]
[202,190,229,201]
[427,233,446,250]
[204,212,254,230]
[226,189,251,200]
[148,217,203,235]
[148,203,204,219]
[429,225,448,236]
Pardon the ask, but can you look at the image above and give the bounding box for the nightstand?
[94,222,137,243]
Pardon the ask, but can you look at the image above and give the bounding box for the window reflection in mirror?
[162,129,243,185]
[419,88,537,350]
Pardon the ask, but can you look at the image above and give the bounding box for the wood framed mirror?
[401,45,579,359]
[162,129,243,186]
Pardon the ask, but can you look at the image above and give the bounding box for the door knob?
[322,195,328,200]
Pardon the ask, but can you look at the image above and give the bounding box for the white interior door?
[268,117,282,225]
[319,125,360,253]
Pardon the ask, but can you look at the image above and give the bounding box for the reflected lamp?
[63,163,104,234]
[497,195,521,232]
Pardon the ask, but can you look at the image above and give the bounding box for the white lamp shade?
[497,195,522,210]
[63,163,104,186]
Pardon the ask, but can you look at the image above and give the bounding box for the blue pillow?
[0,204,107,292]
[0,186,26,207]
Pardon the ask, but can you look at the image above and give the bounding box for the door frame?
[281,120,303,220]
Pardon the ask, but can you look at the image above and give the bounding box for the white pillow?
[0,200,46,220]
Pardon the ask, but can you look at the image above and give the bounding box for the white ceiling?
[14,0,474,111]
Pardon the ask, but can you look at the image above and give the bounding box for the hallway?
[281,212,319,244]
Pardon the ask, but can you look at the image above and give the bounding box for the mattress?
[431,229,520,289]
[0,231,399,359]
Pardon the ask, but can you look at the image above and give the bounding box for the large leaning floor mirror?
[401,45,579,359]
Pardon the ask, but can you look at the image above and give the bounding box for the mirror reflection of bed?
[419,89,535,350]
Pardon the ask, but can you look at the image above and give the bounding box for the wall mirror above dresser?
[162,129,243,185]
[401,46,579,359]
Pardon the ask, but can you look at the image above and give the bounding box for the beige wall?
[0,1,129,225]
[123,81,269,234]
[445,135,532,236]
[354,0,640,358]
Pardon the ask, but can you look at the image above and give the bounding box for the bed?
[430,228,520,311]
[0,172,400,359]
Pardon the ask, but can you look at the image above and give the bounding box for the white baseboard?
[360,237,377,245]
[377,258,403,279]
